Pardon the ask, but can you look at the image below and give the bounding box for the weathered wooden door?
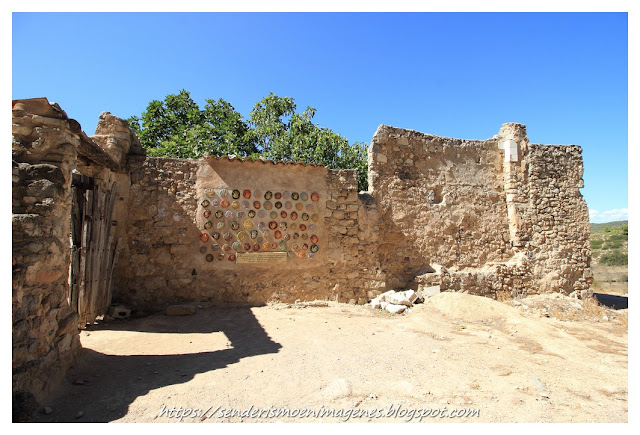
[69,174,120,328]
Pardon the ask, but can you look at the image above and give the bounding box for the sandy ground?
[36,292,628,423]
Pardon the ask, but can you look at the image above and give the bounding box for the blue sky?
[12,12,628,222]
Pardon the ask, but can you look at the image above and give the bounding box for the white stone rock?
[371,298,381,309]
[404,290,418,303]
[422,285,441,297]
[385,303,406,314]
[385,292,412,306]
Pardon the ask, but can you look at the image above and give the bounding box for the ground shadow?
[593,293,628,310]
[35,306,281,422]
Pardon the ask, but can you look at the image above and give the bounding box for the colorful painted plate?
[231,221,240,231]
[311,192,320,202]
[307,253,315,259]
[287,251,295,259]
[242,200,250,209]
[243,189,252,199]
[311,214,319,222]
[301,213,309,221]
[231,189,241,199]
[203,209,212,218]
[293,233,299,240]
[243,219,253,230]
[290,212,298,221]
[310,244,319,253]
[215,210,224,219]
[283,233,291,241]
[212,232,220,240]
[232,241,240,251]
[257,221,266,230]
[278,240,287,251]
[217,253,225,261]
[253,201,261,209]
[211,199,219,207]
[295,203,304,211]
[248,210,256,218]
[284,201,292,210]
[302,243,309,251]
[200,232,210,243]
[274,192,282,200]
[292,243,300,251]
[275,201,282,209]
[262,230,270,239]
[225,210,233,219]
[221,199,230,208]
[263,201,273,210]
[279,222,287,231]
[262,241,271,251]
[199,246,207,254]
[211,243,220,251]
[290,223,298,231]
[206,253,214,262]
[258,210,267,218]
[264,191,273,200]
[236,211,245,219]
[296,251,305,259]
[237,231,247,241]
[253,243,260,251]
[204,221,213,230]
[254,190,262,199]
[217,221,225,230]
[270,211,278,219]
[204,188,214,198]
[223,232,232,241]
[268,221,278,230]
[291,192,299,200]
[274,230,282,239]
[250,230,258,239]
[310,235,319,244]
[231,201,240,209]
[219,189,228,198]
[301,233,308,240]
[300,192,309,202]
[270,242,278,250]
[306,203,315,211]
[222,243,230,251]
[309,224,317,232]
[243,242,251,251]
[228,254,236,261]
[283,191,290,199]
[201,199,210,208]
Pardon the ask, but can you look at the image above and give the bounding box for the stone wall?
[367,123,591,297]
[12,99,135,407]
[112,157,384,308]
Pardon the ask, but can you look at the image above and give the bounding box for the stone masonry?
[12,98,591,406]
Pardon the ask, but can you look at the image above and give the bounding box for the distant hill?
[590,221,628,266]
[591,220,628,234]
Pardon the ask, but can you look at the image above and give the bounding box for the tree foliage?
[127,90,368,190]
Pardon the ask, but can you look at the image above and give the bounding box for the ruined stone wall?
[12,100,82,402]
[521,144,592,294]
[112,157,383,308]
[367,125,513,290]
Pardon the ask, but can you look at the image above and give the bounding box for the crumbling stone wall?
[112,157,384,308]
[12,99,137,406]
[368,123,591,297]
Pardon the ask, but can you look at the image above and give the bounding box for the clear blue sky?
[12,12,628,223]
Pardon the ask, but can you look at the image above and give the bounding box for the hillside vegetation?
[590,221,628,266]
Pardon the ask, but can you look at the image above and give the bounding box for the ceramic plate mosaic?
[283,191,290,199]
[290,212,298,220]
[311,192,320,202]
[217,253,225,261]
[295,203,304,211]
[236,211,245,219]
[248,210,256,218]
[211,199,219,207]
[204,221,213,230]
[215,210,223,219]
[242,200,250,209]
[231,221,240,231]
[219,189,228,198]
[300,192,309,201]
[237,231,247,241]
[232,189,241,199]
[258,210,267,218]
[217,221,225,230]
[264,201,273,210]
[212,232,220,240]
[253,201,261,209]
[274,192,282,200]
[201,199,210,208]
[204,188,214,198]
[225,210,233,219]
[243,219,253,230]
[291,192,299,200]
[275,201,282,209]
[270,211,278,219]
[199,246,207,254]
[232,241,240,251]
[285,201,292,210]
[310,244,319,253]
[223,232,232,241]
[200,232,210,242]
[254,190,262,199]
[299,224,307,231]
[211,244,219,251]
[264,191,273,200]
[310,235,319,244]
[280,211,287,219]
[206,254,214,262]
[231,201,240,209]
[221,199,230,208]
[243,189,252,199]
[203,209,212,218]
[250,230,258,239]
[228,254,236,261]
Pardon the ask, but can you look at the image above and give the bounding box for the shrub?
[599,250,628,266]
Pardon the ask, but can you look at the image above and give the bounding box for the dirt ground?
[36,292,628,423]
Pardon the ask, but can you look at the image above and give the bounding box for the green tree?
[128,91,369,190]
